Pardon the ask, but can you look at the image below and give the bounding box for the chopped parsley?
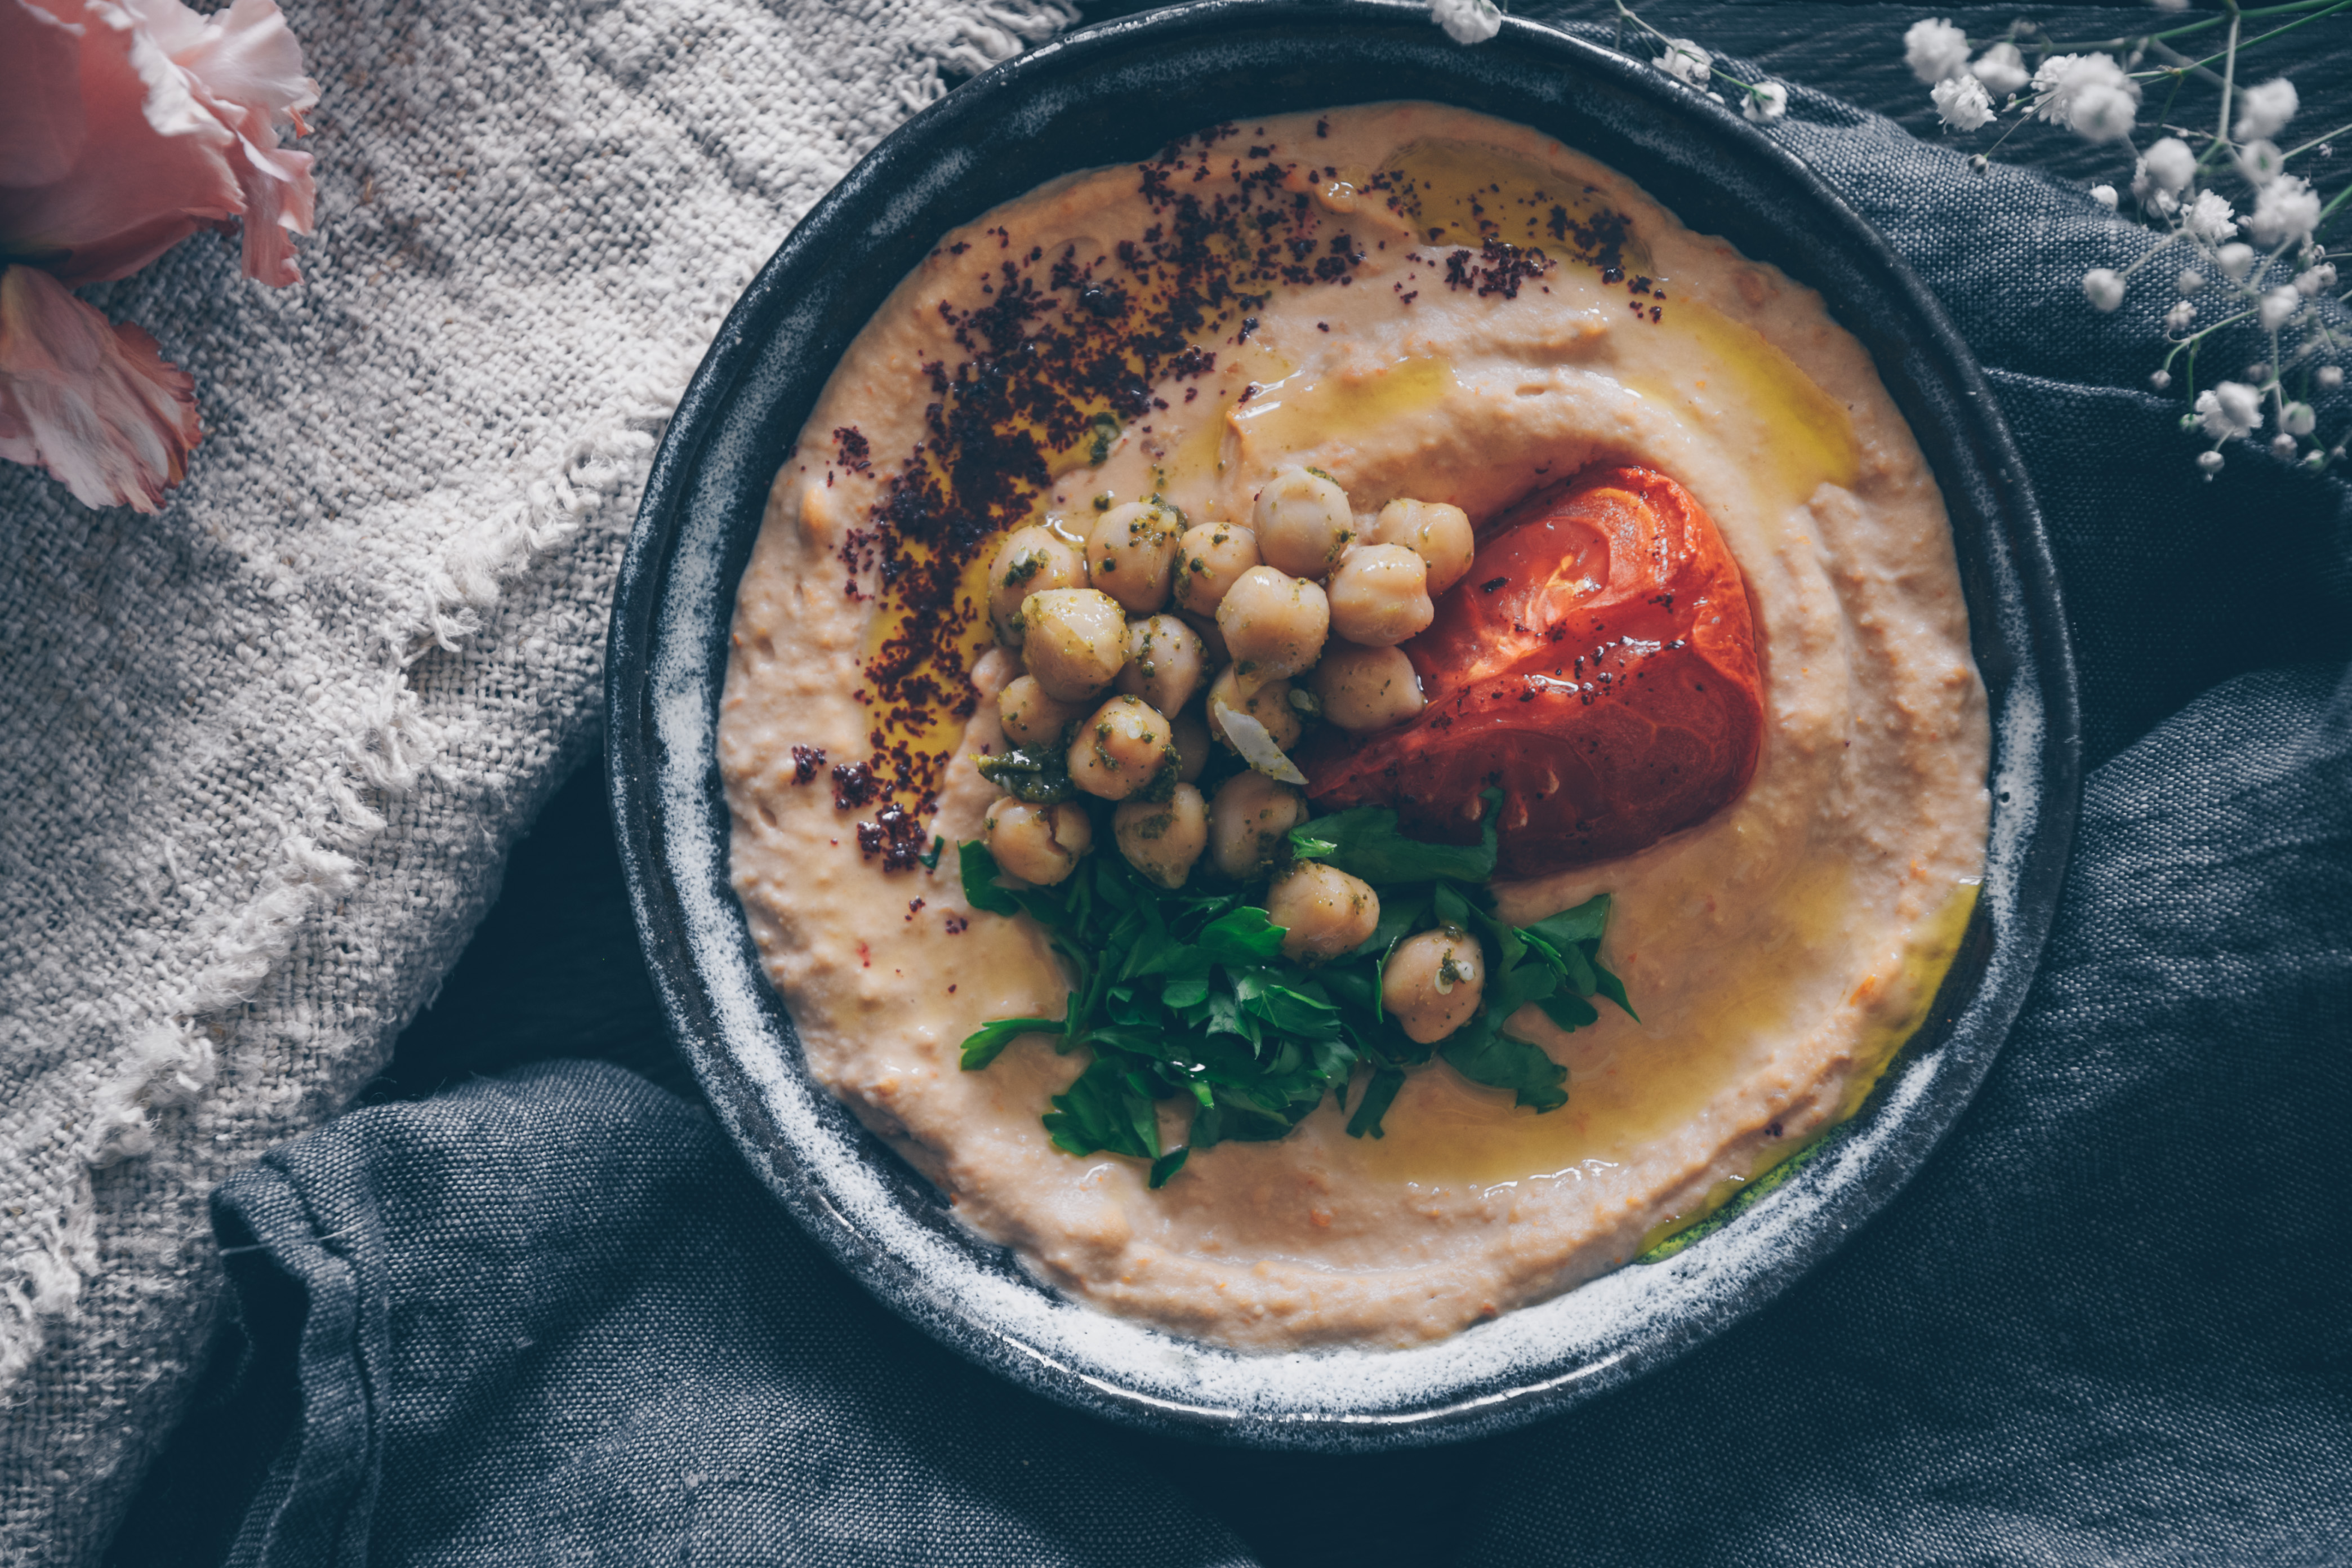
[956,789,1631,1185]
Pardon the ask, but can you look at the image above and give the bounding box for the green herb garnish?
[1086,411,1119,466]
[954,794,1632,1184]
[974,745,1075,803]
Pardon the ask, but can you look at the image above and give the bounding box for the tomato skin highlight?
[1302,466,1765,877]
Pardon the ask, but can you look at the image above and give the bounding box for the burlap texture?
[0,1,1071,1560]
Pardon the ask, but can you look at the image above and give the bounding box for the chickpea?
[983,796,1092,887]
[1327,544,1435,647]
[987,527,1084,645]
[1206,666,1302,752]
[1066,694,1176,800]
[1168,707,1211,784]
[1209,770,1306,880]
[1381,924,1486,1044]
[1171,522,1260,617]
[1253,466,1357,578]
[1086,500,1184,613]
[1116,614,1206,717]
[1215,565,1329,679]
[1266,862,1380,962]
[1113,784,1209,889]
[997,674,1082,748]
[1182,610,1230,666]
[1020,588,1128,701]
[1371,498,1476,596]
[1313,643,1426,733]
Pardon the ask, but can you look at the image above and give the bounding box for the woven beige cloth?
[0,0,1072,1558]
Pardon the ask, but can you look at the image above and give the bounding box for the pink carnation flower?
[0,0,317,511]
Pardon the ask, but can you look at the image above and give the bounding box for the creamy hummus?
[718,103,1989,1350]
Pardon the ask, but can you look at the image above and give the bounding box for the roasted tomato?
[1302,466,1765,877]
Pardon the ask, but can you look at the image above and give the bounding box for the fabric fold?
[201,1062,1255,1568]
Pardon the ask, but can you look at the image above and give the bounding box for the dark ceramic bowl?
[608,0,2081,1450]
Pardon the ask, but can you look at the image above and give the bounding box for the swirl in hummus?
[717,103,1989,1351]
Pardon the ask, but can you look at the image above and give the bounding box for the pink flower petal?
[0,0,317,287]
[0,0,90,190]
[0,262,200,512]
[0,0,239,285]
[132,0,316,129]
[130,0,319,284]
[221,103,314,286]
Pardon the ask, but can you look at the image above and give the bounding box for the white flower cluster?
[1429,0,1502,45]
[2028,53,2140,143]
[1653,37,1710,87]
[2053,63,2341,479]
[1908,21,2144,144]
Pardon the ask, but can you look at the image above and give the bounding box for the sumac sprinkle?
[831,426,872,473]
[831,760,877,810]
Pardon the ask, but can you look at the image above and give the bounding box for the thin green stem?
[2155,69,2189,132]
[2157,0,2350,82]
[2215,8,2242,151]
[2033,0,2336,54]
[2282,121,2352,160]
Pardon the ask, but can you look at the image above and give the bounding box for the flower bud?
[2082,268,2126,311]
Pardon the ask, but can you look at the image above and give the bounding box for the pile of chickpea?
[975,465,1494,1044]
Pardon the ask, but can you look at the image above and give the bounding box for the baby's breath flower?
[2150,369,2173,390]
[1429,0,1503,44]
[2235,140,2286,186]
[2177,268,2206,293]
[2083,268,2127,311]
[1430,0,1503,44]
[2246,362,2271,381]
[2030,53,2140,143]
[2270,433,2300,459]
[2195,380,2264,439]
[2293,262,2336,296]
[2217,241,2256,279]
[1903,18,1971,84]
[2233,78,2299,143]
[1970,41,2029,97]
[1967,153,1989,173]
[2138,137,2197,196]
[1654,37,1712,87]
[2248,176,2322,247]
[2165,300,2197,331]
[2091,183,2119,210]
[2197,449,2225,474]
[2259,285,2301,331]
[1743,81,1789,124]
[2282,402,2317,438]
[1932,74,1994,132]
[2186,189,2240,243]
[2320,366,2346,390]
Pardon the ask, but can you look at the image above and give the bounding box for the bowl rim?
[607,0,2082,1451]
